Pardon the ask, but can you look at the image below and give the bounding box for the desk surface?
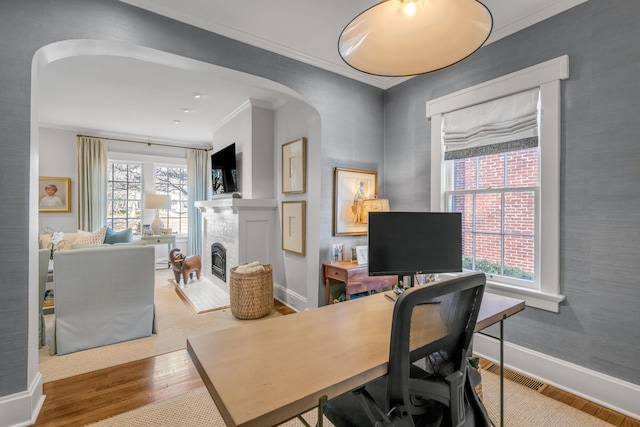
[188,291,524,427]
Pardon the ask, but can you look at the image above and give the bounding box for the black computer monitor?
[367,212,462,277]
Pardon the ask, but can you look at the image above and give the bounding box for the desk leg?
[318,395,327,427]
[325,278,331,305]
[500,316,505,427]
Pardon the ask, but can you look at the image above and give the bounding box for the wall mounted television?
[211,143,238,195]
[368,212,462,277]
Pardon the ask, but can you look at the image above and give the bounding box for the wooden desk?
[322,261,397,305]
[188,290,524,427]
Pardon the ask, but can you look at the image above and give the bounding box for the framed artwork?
[282,137,306,194]
[38,176,71,213]
[355,245,368,265]
[333,167,378,236]
[282,201,306,256]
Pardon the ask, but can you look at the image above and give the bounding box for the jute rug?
[87,369,611,427]
[39,269,280,383]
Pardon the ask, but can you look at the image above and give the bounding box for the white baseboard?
[274,283,305,312]
[0,372,45,427]
[473,333,640,420]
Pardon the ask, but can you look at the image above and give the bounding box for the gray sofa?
[50,244,156,355]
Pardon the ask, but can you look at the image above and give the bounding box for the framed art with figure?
[333,167,377,236]
[38,176,71,213]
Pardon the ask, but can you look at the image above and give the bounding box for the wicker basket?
[230,264,274,319]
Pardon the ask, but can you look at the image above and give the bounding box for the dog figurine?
[169,248,202,285]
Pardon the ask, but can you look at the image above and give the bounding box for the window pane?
[453,158,477,190]
[475,193,502,233]
[450,194,473,232]
[155,166,188,235]
[478,153,504,190]
[107,161,143,233]
[504,235,534,281]
[504,191,535,234]
[507,148,538,187]
[474,233,502,275]
[462,231,473,270]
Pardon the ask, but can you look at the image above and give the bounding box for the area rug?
[39,269,280,383]
[169,276,230,313]
[87,369,611,427]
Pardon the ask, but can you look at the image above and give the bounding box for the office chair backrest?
[386,272,486,425]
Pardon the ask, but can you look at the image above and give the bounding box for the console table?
[141,234,176,268]
[322,261,397,305]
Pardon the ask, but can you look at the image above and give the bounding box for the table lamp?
[361,197,390,224]
[144,194,171,235]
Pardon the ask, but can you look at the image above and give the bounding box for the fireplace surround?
[196,198,277,292]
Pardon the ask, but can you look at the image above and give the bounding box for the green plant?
[462,256,533,280]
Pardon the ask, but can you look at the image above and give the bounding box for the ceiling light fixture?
[192,92,202,99]
[338,0,493,77]
[173,120,181,124]
[182,108,191,113]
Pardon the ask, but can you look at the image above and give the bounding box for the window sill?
[485,280,564,313]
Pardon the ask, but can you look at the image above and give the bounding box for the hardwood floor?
[34,300,639,426]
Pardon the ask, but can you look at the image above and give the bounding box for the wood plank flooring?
[34,300,639,427]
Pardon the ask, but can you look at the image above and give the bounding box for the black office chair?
[324,272,491,427]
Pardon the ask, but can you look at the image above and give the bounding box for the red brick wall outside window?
[448,148,538,281]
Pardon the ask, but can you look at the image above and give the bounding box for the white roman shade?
[443,88,540,160]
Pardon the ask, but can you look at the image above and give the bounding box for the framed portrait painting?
[282,201,306,256]
[282,137,306,194]
[333,167,378,236]
[38,176,71,213]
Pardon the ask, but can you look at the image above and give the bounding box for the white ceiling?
[38,0,588,146]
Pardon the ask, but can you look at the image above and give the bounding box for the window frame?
[154,163,189,236]
[427,56,568,312]
[106,160,143,232]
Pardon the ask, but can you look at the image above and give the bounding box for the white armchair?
[50,244,156,355]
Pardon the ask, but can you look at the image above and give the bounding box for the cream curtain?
[187,149,210,256]
[443,88,539,160]
[76,136,108,231]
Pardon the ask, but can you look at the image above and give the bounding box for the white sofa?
[50,244,156,355]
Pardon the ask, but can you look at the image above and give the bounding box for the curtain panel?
[76,136,108,231]
[187,149,210,256]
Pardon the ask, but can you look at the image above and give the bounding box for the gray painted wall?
[384,0,640,386]
[0,0,383,397]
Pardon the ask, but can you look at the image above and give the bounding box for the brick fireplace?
[195,198,277,292]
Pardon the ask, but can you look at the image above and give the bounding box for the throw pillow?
[73,227,107,246]
[104,227,133,244]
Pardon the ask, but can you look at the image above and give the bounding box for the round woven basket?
[230,264,274,319]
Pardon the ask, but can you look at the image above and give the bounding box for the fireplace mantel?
[196,198,277,292]
[195,198,277,214]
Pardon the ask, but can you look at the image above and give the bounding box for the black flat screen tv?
[211,143,237,194]
[368,212,462,277]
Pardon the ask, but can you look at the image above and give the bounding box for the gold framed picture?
[282,201,306,256]
[333,168,378,236]
[38,176,71,213]
[281,137,306,194]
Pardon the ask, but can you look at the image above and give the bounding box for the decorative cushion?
[73,227,107,247]
[104,227,133,244]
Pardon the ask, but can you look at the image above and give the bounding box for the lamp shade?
[361,198,390,224]
[338,0,493,76]
[144,194,171,210]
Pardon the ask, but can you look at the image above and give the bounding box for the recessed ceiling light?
[173,120,181,124]
[192,93,202,99]
[182,108,191,113]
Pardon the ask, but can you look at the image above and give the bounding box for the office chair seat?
[324,272,492,427]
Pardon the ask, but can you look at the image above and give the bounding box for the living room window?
[427,56,569,312]
[155,165,188,235]
[107,161,143,232]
